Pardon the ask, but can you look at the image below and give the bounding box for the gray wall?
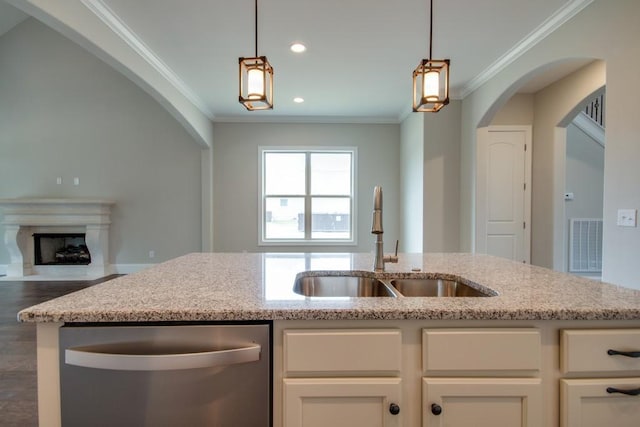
[0,19,203,267]
[400,113,424,252]
[565,123,604,222]
[490,94,534,126]
[565,122,604,272]
[423,101,461,252]
[212,122,400,253]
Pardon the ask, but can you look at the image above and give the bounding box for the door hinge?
[523,221,526,229]
[524,144,527,151]
[524,183,526,191]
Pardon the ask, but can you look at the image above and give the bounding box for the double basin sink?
[293,271,497,298]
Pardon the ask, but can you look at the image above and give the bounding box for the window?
[260,148,356,244]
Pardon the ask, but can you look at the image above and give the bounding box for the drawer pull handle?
[606,387,640,396]
[607,349,640,358]
[431,403,442,415]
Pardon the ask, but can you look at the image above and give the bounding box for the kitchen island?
[19,252,640,427]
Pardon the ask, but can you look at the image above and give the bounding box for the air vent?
[569,219,602,273]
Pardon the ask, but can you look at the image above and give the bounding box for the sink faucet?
[371,186,398,272]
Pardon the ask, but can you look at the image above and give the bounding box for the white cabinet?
[423,378,542,427]
[562,378,640,427]
[561,329,640,427]
[422,328,542,427]
[275,322,640,427]
[281,329,403,427]
[284,378,402,427]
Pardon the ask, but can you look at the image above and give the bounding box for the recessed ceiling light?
[293,97,304,103]
[290,43,306,53]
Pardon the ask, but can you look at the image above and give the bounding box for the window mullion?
[304,152,312,240]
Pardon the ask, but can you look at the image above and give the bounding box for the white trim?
[0,263,153,280]
[81,0,214,119]
[112,263,154,274]
[572,112,605,147]
[214,115,400,124]
[460,0,595,98]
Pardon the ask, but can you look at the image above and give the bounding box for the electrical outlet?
[617,209,637,227]
[73,177,80,186]
[564,192,574,201]
[56,177,62,185]
[149,250,155,259]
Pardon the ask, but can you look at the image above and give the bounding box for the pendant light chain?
[254,0,258,57]
[429,0,433,60]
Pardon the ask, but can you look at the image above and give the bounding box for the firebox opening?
[33,233,91,266]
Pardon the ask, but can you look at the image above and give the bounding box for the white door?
[476,126,531,263]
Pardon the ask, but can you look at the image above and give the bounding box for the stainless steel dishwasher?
[59,322,271,427]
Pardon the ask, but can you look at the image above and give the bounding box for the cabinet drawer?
[284,329,401,375]
[422,328,540,374]
[561,329,640,374]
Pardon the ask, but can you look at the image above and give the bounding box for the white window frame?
[259,147,357,246]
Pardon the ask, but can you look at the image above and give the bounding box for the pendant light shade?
[239,0,273,110]
[239,56,273,110]
[413,0,449,112]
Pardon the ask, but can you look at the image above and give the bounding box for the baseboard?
[0,263,155,279]
[112,263,156,274]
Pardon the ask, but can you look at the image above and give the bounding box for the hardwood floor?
[0,276,119,426]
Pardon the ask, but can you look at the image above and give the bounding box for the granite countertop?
[17,252,640,323]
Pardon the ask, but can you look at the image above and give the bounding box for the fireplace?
[0,198,114,279]
[34,233,91,265]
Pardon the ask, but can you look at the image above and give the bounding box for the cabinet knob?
[389,403,400,415]
[431,403,442,415]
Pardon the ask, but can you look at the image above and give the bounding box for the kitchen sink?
[389,278,494,297]
[293,273,397,297]
[293,272,496,298]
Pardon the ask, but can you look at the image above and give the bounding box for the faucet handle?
[384,240,399,264]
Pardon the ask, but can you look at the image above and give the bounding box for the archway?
[474,59,605,271]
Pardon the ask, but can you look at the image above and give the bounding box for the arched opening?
[474,59,606,274]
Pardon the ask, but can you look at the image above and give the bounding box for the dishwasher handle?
[65,343,261,371]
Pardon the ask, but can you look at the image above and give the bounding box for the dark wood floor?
[0,276,119,426]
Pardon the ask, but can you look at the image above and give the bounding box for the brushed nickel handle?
[66,343,261,371]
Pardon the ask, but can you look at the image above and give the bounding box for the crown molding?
[212,115,400,124]
[81,0,214,119]
[459,0,595,99]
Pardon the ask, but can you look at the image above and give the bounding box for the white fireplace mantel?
[0,198,115,279]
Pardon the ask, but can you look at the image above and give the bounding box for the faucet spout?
[371,186,398,272]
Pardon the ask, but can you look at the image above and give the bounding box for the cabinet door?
[561,378,640,427]
[283,378,402,427]
[423,378,542,427]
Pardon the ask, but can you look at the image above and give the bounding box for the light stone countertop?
[17,252,640,323]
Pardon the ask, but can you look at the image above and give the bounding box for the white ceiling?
[4,0,593,122]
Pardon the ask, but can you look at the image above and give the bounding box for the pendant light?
[239,0,274,110]
[412,0,449,112]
